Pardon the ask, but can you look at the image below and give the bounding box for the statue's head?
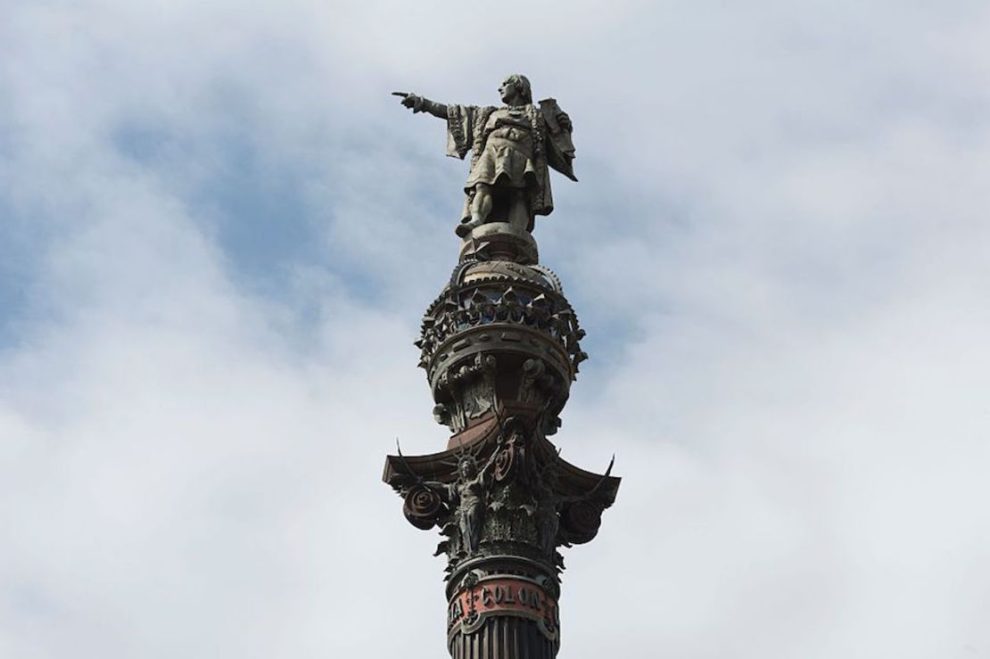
[458,457,478,479]
[499,74,532,106]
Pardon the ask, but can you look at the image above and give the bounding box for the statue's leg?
[471,184,493,224]
[460,508,475,553]
[508,190,530,233]
[457,184,493,237]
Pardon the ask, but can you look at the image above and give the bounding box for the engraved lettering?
[520,588,540,610]
[450,598,463,622]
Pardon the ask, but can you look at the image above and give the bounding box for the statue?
[405,452,496,556]
[394,74,577,238]
[450,455,493,554]
[531,452,615,555]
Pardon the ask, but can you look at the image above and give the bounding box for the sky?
[1,0,989,657]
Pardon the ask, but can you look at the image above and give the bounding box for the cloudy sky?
[2,1,989,657]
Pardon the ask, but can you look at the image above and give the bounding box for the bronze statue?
[450,455,493,554]
[394,74,577,238]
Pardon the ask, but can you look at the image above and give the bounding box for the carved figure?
[532,454,615,554]
[394,75,576,237]
[449,455,495,554]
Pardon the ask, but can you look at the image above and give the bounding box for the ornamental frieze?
[447,576,560,642]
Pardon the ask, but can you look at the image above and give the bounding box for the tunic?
[446,104,553,230]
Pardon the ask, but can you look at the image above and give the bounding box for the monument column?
[383,75,619,659]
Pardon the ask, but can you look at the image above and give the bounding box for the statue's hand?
[401,93,424,112]
[394,92,447,119]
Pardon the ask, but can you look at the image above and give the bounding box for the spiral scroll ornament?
[403,484,446,530]
[561,500,603,544]
[493,445,516,483]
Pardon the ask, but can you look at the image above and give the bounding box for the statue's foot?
[455,220,479,238]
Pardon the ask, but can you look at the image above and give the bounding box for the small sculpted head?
[499,74,532,106]
[459,457,478,479]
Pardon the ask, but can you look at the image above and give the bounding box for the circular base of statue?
[460,223,538,265]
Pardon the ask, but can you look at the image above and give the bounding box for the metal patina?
[385,75,619,659]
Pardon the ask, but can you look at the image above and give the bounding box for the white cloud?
[1,1,989,657]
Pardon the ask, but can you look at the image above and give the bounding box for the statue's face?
[459,459,476,478]
[499,78,516,105]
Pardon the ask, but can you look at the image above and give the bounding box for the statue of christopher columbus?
[395,74,577,239]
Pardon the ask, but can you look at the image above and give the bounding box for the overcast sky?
[2,1,989,657]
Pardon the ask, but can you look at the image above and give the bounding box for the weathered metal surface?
[447,576,559,640]
[385,76,618,659]
[394,75,575,238]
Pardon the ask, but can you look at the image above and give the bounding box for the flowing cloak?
[446,101,576,230]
